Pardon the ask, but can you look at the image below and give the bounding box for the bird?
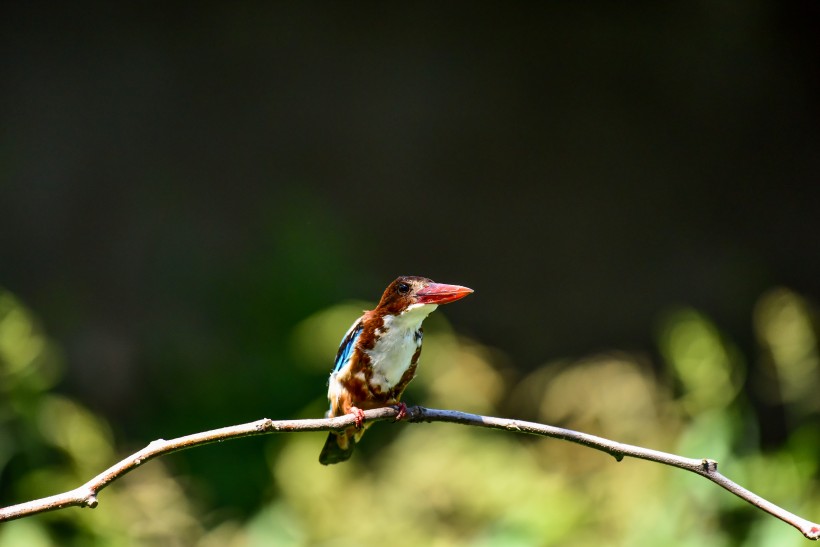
[319,276,473,465]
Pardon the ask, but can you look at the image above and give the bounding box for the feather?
[333,318,363,373]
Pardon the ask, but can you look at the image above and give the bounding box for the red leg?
[393,402,408,421]
[350,406,366,429]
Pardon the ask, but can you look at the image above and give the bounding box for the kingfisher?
[319,276,473,465]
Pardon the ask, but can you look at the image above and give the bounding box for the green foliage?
[1,286,819,545]
[0,290,205,546]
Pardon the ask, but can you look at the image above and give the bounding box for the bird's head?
[376,276,473,315]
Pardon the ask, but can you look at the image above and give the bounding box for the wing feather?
[333,317,363,373]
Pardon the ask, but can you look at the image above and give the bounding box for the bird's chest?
[365,323,422,393]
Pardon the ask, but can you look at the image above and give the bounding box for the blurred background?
[1,2,819,545]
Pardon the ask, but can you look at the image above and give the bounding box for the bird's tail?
[319,432,355,465]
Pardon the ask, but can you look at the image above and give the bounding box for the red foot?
[350,406,366,429]
[393,402,408,421]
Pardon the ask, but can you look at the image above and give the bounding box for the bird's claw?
[350,406,366,429]
[393,402,408,421]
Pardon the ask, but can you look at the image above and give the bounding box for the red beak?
[415,283,474,305]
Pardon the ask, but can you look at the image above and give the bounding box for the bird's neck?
[380,302,438,332]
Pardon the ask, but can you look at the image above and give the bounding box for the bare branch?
[1,406,818,540]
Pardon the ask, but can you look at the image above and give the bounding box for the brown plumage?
[319,276,473,465]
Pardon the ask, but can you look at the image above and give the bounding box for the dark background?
[2,0,819,521]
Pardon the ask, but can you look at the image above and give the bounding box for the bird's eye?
[397,282,410,294]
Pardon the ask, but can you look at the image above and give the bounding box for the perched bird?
[319,276,473,465]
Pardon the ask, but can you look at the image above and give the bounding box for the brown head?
[375,276,473,315]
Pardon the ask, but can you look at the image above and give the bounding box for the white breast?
[365,303,437,392]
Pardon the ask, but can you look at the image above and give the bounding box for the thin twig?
[0,406,817,540]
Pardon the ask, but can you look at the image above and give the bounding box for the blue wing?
[333,318,363,373]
